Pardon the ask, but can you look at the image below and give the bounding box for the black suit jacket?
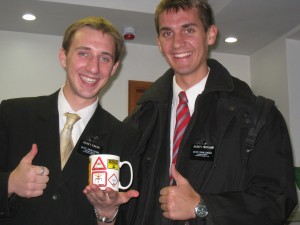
[0,90,140,225]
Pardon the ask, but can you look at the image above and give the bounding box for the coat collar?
[137,59,234,105]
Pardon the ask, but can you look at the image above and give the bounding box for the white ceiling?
[1,0,300,56]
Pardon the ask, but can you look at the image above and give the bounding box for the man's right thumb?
[21,144,38,164]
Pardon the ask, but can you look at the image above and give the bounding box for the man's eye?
[99,57,110,63]
[78,52,88,57]
[162,31,172,37]
[185,28,195,34]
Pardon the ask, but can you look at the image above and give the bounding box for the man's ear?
[110,61,120,77]
[207,25,218,45]
[156,37,162,53]
[59,48,67,68]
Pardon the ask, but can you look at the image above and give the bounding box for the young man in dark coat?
[85,1,297,225]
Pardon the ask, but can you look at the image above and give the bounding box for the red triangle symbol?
[92,157,106,170]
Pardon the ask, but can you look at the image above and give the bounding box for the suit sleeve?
[202,106,298,225]
[0,101,20,217]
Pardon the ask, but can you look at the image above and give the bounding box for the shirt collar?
[172,67,210,104]
[58,87,98,126]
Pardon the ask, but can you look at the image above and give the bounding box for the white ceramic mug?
[89,154,133,191]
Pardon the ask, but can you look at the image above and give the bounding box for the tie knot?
[65,112,80,126]
[178,91,188,104]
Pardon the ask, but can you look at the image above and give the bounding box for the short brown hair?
[155,0,214,34]
[62,16,124,63]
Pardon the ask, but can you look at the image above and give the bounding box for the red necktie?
[170,91,190,184]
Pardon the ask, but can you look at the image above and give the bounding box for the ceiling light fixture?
[123,27,136,41]
[22,13,36,21]
[225,36,237,43]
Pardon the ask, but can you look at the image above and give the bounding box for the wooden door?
[128,80,153,114]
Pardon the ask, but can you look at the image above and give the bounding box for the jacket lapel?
[33,91,61,176]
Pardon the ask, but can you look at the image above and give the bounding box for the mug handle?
[119,161,133,190]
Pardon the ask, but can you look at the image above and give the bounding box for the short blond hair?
[62,16,124,63]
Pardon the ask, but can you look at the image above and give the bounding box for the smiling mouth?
[174,52,192,58]
[80,75,97,84]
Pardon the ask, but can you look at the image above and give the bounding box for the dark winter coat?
[123,59,297,225]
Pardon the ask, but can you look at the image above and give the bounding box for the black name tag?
[190,143,215,161]
[77,139,102,156]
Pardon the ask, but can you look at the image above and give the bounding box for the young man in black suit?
[0,16,139,225]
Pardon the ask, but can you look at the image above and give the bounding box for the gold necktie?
[60,112,80,169]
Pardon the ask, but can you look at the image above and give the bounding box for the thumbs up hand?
[8,144,49,198]
[159,164,201,220]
